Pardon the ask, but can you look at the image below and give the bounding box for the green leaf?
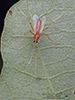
[1,0,75,99]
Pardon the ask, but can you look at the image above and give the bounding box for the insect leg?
[26,44,35,68]
[12,31,34,37]
[35,50,37,70]
[42,13,63,32]
[24,31,34,35]
[18,7,34,31]
[40,34,59,44]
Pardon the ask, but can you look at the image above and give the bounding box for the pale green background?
[0,0,75,100]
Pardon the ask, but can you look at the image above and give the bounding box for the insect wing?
[33,15,38,34]
[40,16,46,33]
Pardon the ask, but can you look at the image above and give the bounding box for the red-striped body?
[34,19,41,43]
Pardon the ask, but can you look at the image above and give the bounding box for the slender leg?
[26,45,35,68]
[35,50,37,70]
[40,34,59,44]
[18,7,34,31]
[12,31,34,37]
[24,31,34,35]
[42,13,63,32]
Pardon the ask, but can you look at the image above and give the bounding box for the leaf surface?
[1,0,75,99]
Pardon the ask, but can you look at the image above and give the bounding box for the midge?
[14,8,63,43]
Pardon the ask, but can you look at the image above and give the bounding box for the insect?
[13,8,63,43]
[13,8,63,69]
